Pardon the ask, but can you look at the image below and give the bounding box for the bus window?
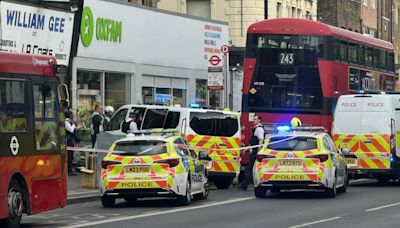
[0,79,27,132]
[339,40,348,62]
[348,42,358,64]
[33,84,59,151]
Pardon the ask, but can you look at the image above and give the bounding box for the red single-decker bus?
[241,18,395,141]
[0,52,67,227]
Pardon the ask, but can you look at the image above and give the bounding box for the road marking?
[60,197,255,228]
[288,217,342,228]
[366,202,400,212]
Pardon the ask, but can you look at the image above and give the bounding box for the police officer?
[239,115,265,191]
[121,112,139,133]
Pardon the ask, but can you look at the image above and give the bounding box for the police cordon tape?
[66,136,297,154]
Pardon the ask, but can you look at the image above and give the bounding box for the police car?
[253,126,348,198]
[100,131,210,207]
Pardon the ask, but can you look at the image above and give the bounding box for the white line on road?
[365,202,400,212]
[60,197,255,228]
[68,191,99,196]
[288,217,342,228]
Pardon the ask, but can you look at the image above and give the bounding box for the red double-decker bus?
[0,52,68,227]
[241,18,395,140]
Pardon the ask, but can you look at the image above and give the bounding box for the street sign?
[221,45,229,54]
[209,55,221,66]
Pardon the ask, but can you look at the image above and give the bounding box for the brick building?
[361,0,378,37]
[318,0,361,32]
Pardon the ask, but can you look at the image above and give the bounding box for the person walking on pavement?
[91,104,104,148]
[65,110,81,176]
[239,115,265,191]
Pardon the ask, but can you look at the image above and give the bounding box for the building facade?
[318,0,362,32]
[72,0,228,129]
[361,0,378,37]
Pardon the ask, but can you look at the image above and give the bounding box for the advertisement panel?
[0,1,74,65]
[77,0,228,70]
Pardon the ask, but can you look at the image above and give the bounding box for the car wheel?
[325,176,337,198]
[214,177,233,189]
[177,179,191,206]
[377,175,391,184]
[124,196,137,204]
[0,179,23,228]
[254,186,267,198]
[194,179,209,200]
[101,195,116,208]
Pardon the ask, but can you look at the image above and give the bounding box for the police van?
[332,93,400,182]
[105,105,241,189]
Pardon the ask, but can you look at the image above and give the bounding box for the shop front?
[72,0,228,130]
[0,1,75,82]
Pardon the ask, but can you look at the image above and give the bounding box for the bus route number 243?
[279,53,294,65]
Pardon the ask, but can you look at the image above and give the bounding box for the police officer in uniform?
[239,115,265,191]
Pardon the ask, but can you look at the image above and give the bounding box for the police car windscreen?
[267,136,318,151]
[113,140,167,156]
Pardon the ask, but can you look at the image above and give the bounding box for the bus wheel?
[214,177,233,189]
[0,179,23,228]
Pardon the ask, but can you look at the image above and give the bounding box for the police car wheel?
[177,179,191,206]
[194,181,209,200]
[254,186,267,198]
[325,177,337,198]
[101,195,116,208]
[214,177,233,189]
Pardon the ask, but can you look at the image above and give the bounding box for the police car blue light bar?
[276,125,291,133]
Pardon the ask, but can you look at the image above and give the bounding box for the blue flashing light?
[276,125,291,133]
[390,154,395,163]
[190,103,200,108]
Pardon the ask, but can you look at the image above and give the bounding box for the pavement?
[22,179,400,228]
[67,172,99,205]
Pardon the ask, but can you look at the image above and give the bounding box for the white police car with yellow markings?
[253,126,348,198]
[100,132,210,207]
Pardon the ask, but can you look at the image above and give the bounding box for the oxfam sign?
[80,6,122,47]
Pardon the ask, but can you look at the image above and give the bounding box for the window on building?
[297,9,301,18]
[276,2,282,18]
[0,79,27,132]
[105,72,130,112]
[371,0,376,9]
[292,7,296,18]
[195,79,207,106]
[187,0,211,19]
[142,87,154,104]
[155,88,172,105]
[173,89,186,107]
[306,11,311,19]
[363,0,368,6]
[77,70,102,129]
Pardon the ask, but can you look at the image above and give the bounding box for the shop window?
[196,80,207,106]
[0,79,27,132]
[105,72,130,111]
[209,90,222,108]
[142,87,154,104]
[77,70,102,129]
[155,88,171,105]
[33,84,59,150]
[173,89,186,106]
